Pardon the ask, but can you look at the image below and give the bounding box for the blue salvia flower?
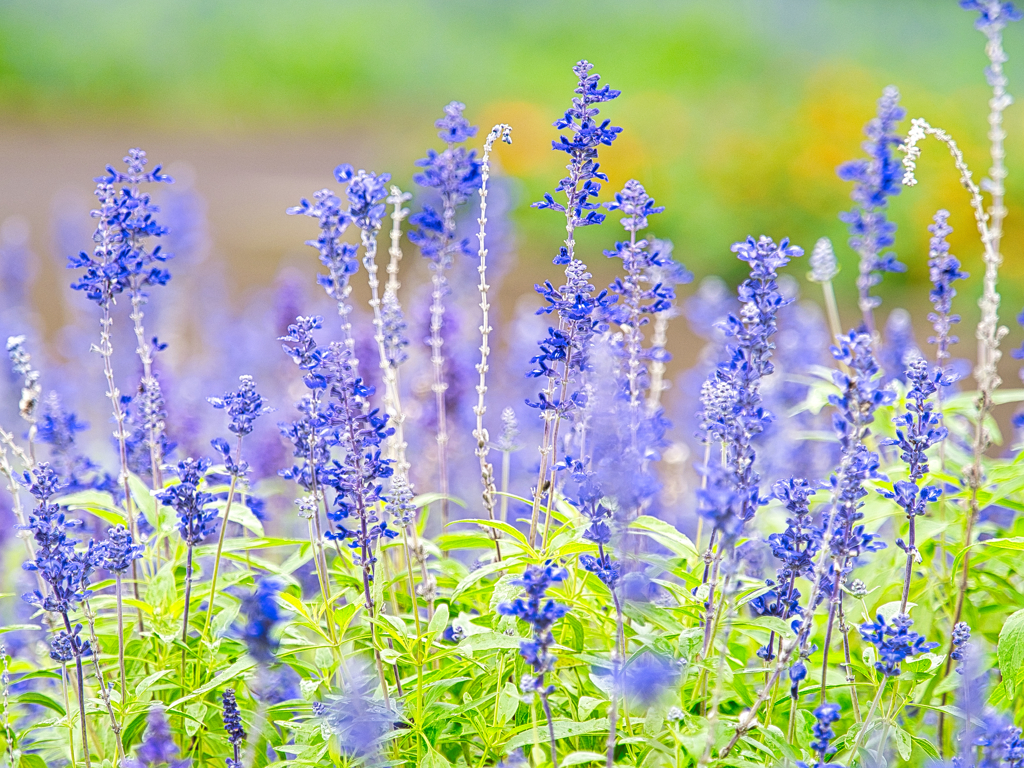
[157,458,218,546]
[825,331,893,575]
[410,101,481,264]
[345,167,391,232]
[208,375,272,439]
[837,86,906,330]
[36,391,99,491]
[49,629,77,663]
[961,0,1023,30]
[286,187,359,307]
[880,358,946,550]
[127,705,188,768]
[754,478,822,659]
[533,60,621,228]
[696,236,804,545]
[927,210,968,375]
[603,180,676,409]
[222,687,246,768]
[858,613,937,676]
[528,258,609,417]
[21,463,102,615]
[104,524,143,574]
[242,576,283,664]
[796,702,842,768]
[498,561,569,696]
[68,149,173,307]
[122,373,175,480]
[319,341,396,583]
[313,661,396,762]
[622,654,679,708]
[951,621,971,675]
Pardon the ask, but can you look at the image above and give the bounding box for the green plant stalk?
[847,678,888,764]
[115,574,127,707]
[61,612,91,768]
[201,434,243,644]
[83,601,125,764]
[180,544,195,697]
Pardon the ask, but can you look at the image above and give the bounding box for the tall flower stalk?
[411,101,482,533]
[838,87,906,333]
[202,375,270,643]
[528,59,621,547]
[472,123,512,561]
[68,149,172,620]
[157,457,217,693]
[104,523,142,704]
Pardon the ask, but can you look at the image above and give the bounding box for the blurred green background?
[0,0,1022,351]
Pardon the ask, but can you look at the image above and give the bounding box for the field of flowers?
[1,2,1024,767]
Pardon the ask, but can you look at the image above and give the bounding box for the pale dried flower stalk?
[472,124,511,560]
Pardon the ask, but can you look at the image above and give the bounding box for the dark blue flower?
[951,621,971,675]
[858,613,938,677]
[104,524,143,574]
[157,458,217,547]
[208,375,271,439]
[533,60,621,229]
[68,149,173,307]
[287,190,359,305]
[796,701,843,768]
[960,0,1023,31]
[498,561,569,695]
[129,705,189,768]
[837,87,906,326]
[222,687,246,750]
[242,576,283,664]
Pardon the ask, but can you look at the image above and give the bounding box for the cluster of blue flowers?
[157,457,218,547]
[927,210,968,373]
[221,687,246,768]
[859,613,938,676]
[697,236,803,546]
[242,576,283,664]
[68,149,173,307]
[837,86,906,329]
[498,561,569,697]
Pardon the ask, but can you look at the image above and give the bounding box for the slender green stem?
[202,435,244,644]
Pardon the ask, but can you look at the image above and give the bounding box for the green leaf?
[631,516,699,562]
[421,746,452,768]
[426,602,449,646]
[496,681,520,725]
[15,691,66,716]
[894,726,911,760]
[0,623,41,634]
[212,499,265,536]
[458,631,522,654]
[913,734,940,759]
[506,718,608,750]
[998,608,1024,696]
[559,752,606,766]
[19,755,49,768]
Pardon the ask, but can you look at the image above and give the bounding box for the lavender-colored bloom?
[825,331,893,573]
[927,210,968,374]
[498,750,529,768]
[796,702,842,768]
[951,621,971,675]
[314,662,396,762]
[696,236,804,544]
[36,392,98,490]
[287,190,359,306]
[157,458,217,546]
[837,87,906,326]
[127,705,189,768]
[496,407,521,452]
[208,375,271,439]
[21,463,103,614]
[533,60,621,228]
[498,561,569,695]
[104,524,143,574]
[880,308,919,384]
[858,613,937,677]
[242,576,283,664]
[123,375,174,479]
[68,149,173,307]
[961,0,1023,30]
[410,101,481,264]
[345,167,391,232]
[622,654,679,707]
[808,237,839,284]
